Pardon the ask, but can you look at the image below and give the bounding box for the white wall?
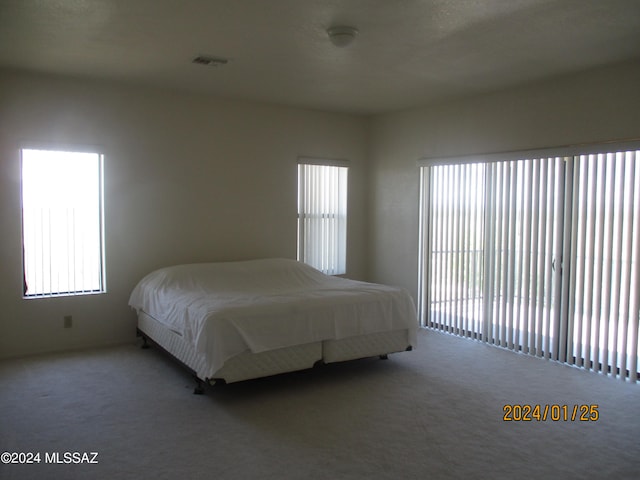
[3,60,639,359]
[368,60,640,302]
[0,70,368,358]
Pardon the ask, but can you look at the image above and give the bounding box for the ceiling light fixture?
[192,55,229,67]
[327,26,358,47]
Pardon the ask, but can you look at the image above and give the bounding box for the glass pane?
[21,149,104,296]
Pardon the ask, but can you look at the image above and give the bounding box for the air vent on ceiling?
[192,55,229,67]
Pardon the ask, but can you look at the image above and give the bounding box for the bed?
[128,258,417,389]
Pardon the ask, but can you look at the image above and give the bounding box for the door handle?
[552,256,563,274]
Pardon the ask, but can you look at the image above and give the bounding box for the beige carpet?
[0,329,638,480]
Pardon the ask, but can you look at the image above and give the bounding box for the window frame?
[20,145,106,298]
[297,157,349,275]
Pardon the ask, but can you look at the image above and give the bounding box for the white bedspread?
[129,258,417,376]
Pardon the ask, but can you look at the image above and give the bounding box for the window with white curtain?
[418,144,640,382]
[21,148,105,297]
[297,159,348,275]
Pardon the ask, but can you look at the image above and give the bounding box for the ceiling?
[1,0,640,114]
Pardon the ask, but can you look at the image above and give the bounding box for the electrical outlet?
[63,315,73,328]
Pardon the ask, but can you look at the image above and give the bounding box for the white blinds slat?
[629,155,640,381]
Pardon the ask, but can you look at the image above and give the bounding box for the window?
[21,148,105,297]
[297,159,348,275]
[418,145,640,382]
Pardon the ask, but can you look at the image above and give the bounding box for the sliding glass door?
[418,148,639,382]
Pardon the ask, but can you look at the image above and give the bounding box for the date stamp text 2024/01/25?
[503,404,599,422]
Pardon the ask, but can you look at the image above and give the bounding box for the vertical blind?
[419,148,640,382]
[568,152,639,380]
[297,161,348,275]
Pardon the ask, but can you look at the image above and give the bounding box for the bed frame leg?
[379,354,388,360]
[193,377,205,395]
[140,335,150,350]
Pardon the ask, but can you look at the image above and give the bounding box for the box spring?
[137,311,412,384]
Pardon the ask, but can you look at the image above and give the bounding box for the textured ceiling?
[1,0,639,114]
